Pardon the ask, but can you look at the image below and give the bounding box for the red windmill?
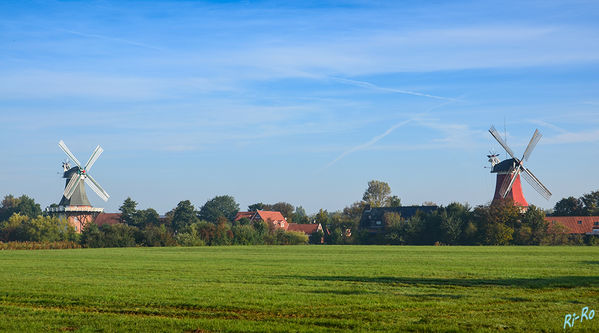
[488,126,552,208]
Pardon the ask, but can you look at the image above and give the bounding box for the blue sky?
[1,0,598,214]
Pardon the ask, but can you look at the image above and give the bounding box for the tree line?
[551,190,599,216]
[1,182,598,248]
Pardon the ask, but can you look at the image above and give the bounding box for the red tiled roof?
[545,216,599,234]
[287,223,321,235]
[234,211,255,221]
[256,210,286,223]
[95,213,122,226]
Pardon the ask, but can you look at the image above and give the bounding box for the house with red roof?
[288,223,324,243]
[234,210,289,229]
[94,213,122,227]
[287,223,322,234]
[545,216,599,235]
[234,210,323,240]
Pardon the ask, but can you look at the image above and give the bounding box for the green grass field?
[1,246,598,332]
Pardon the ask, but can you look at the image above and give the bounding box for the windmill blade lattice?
[489,126,516,159]
[85,145,103,171]
[488,126,551,200]
[521,167,552,200]
[64,174,82,200]
[522,129,542,162]
[59,140,82,168]
[85,175,109,202]
[58,140,110,202]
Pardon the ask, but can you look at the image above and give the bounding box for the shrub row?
[0,241,81,250]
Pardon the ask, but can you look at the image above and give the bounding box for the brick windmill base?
[492,172,528,208]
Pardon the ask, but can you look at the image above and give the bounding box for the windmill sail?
[522,129,541,162]
[85,145,103,171]
[59,140,82,168]
[489,126,516,159]
[521,167,552,200]
[58,140,109,203]
[85,175,110,201]
[64,174,82,200]
[488,126,551,203]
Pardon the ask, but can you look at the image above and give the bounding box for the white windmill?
[58,140,109,203]
[46,140,109,232]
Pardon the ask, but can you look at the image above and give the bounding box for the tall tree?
[0,195,42,221]
[343,201,366,221]
[518,205,548,245]
[315,209,329,226]
[475,200,520,245]
[119,197,138,225]
[383,212,405,245]
[271,202,294,218]
[362,180,391,207]
[292,206,309,224]
[248,203,267,211]
[441,202,470,245]
[16,195,42,219]
[388,195,402,207]
[171,200,198,232]
[581,190,599,215]
[137,208,161,228]
[553,196,584,216]
[198,195,239,223]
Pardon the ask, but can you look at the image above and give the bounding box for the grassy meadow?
[0,246,598,332]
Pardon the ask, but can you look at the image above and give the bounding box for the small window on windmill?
[375,220,382,226]
[578,220,582,225]
[594,222,599,226]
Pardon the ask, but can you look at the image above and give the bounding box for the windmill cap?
[491,158,516,173]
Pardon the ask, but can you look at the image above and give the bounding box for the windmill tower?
[46,140,110,232]
[488,126,552,208]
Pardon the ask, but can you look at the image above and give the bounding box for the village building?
[234,210,323,239]
[546,216,599,235]
[94,213,122,227]
[234,210,289,229]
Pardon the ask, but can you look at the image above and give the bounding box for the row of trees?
[363,201,576,246]
[118,196,311,232]
[552,190,599,216]
[0,212,309,247]
[0,195,311,247]
[78,220,309,248]
[1,181,598,247]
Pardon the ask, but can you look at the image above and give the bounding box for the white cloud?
[543,129,599,144]
[213,25,599,77]
[0,70,237,100]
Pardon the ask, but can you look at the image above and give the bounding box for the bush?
[175,221,211,246]
[102,224,138,247]
[80,223,104,248]
[0,213,77,243]
[283,231,309,245]
[175,232,206,246]
[212,221,233,246]
[0,241,81,250]
[142,224,176,247]
[232,224,262,245]
[309,230,324,244]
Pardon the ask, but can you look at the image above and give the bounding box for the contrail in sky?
[332,77,458,102]
[322,119,413,170]
[58,29,164,51]
[320,100,460,171]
